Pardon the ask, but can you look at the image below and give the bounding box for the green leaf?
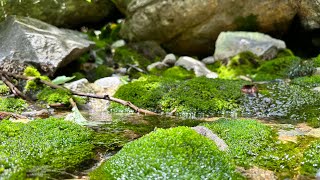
[52,76,75,85]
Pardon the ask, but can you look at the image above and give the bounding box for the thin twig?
[1,74,31,101]
[0,70,158,115]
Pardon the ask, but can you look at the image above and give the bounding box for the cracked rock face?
[0,16,94,75]
[115,0,299,55]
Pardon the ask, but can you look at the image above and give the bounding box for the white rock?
[162,53,176,66]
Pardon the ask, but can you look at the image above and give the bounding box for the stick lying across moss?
[0,70,157,115]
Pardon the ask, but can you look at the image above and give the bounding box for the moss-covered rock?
[203,119,275,167]
[291,75,320,88]
[37,87,73,105]
[90,127,244,180]
[217,51,260,79]
[109,76,178,113]
[254,56,315,81]
[161,77,247,117]
[0,98,27,113]
[0,118,94,179]
[110,76,247,117]
[241,82,320,126]
[301,139,320,176]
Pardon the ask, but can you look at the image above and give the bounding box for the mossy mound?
[37,87,73,105]
[203,119,275,167]
[110,76,247,117]
[217,51,260,79]
[254,56,315,81]
[161,77,247,116]
[241,82,320,126]
[202,119,313,178]
[291,75,320,88]
[0,98,27,113]
[0,118,94,179]
[109,76,178,113]
[90,127,244,180]
[0,82,10,96]
[301,139,320,176]
[162,66,195,80]
[23,66,50,91]
[113,46,154,70]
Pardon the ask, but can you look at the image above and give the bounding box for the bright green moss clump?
[0,118,94,179]
[162,66,195,80]
[109,76,178,113]
[254,56,315,81]
[203,119,275,167]
[161,77,247,116]
[217,51,260,79]
[0,98,27,113]
[37,87,72,105]
[301,139,320,176]
[23,66,50,91]
[0,82,9,95]
[291,75,320,88]
[90,127,244,180]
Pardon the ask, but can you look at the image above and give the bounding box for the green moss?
[113,46,153,70]
[312,54,320,67]
[0,98,27,113]
[161,66,195,80]
[240,82,320,125]
[0,82,10,95]
[0,118,94,179]
[109,76,178,113]
[301,139,320,176]
[254,56,315,81]
[72,72,86,81]
[37,87,72,105]
[276,49,295,58]
[161,77,247,117]
[203,119,275,167]
[217,51,260,79]
[23,66,50,91]
[291,75,320,88]
[90,127,244,180]
[87,65,114,81]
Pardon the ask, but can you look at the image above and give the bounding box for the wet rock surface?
[0,16,94,75]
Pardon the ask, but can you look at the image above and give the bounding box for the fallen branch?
[1,74,31,101]
[0,70,158,115]
[0,111,28,120]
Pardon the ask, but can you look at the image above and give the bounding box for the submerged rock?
[214,31,286,60]
[0,16,94,75]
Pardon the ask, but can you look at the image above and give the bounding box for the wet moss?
[160,77,247,117]
[23,66,50,91]
[217,51,260,79]
[90,127,244,180]
[0,98,27,113]
[203,119,276,167]
[291,75,320,88]
[113,46,153,70]
[254,56,315,81]
[301,139,320,176]
[0,118,94,179]
[240,82,320,126]
[109,76,178,113]
[37,87,72,105]
[0,82,10,96]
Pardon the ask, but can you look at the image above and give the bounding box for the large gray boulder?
[115,0,299,55]
[0,0,115,28]
[214,31,286,60]
[0,16,94,75]
[298,0,320,30]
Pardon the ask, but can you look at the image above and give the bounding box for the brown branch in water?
[0,70,158,115]
[0,111,28,120]
[0,74,32,101]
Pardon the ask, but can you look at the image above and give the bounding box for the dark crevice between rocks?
[282,15,320,58]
